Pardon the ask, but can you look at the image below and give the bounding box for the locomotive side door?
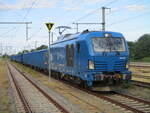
[66,44,74,67]
[76,42,81,75]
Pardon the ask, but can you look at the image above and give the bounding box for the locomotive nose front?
[93,56,128,72]
[88,34,131,86]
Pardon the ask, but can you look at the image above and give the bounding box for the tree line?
[17,45,48,54]
[128,34,150,62]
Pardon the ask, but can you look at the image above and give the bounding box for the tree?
[17,50,29,54]
[128,41,136,59]
[30,45,48,52]
[2,53,9,58]
[22,50,29,53]
[36,45,48,50]
[134,34,150,59]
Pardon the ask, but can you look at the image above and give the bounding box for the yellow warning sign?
[45,23,54,31]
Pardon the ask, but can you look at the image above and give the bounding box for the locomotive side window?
[45,52,48,57]
[66,44,74,67]
[77,43,80,53]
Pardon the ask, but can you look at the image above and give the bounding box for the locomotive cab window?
[92,37,126,52]
[66,44,74,67]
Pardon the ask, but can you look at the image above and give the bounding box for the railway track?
[79,88,150,113]
[47,73,150,113]
[7,63,70,113]
[105,92,150,113]
[133,75,150,80]
[129,62,150,67]
[50,75,150,113]
[11,63,150,113]
[8,63,32,113]
[131,80,150,89]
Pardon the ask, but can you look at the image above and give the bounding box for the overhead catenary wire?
[28,27,42,40]
[108,0,148,16]
[30,0,120,39]
[13,0,38,41]
[0,1,23,18]
[108,11,150,26]
[30,0,78,39]
[67,0,119,33]
[22,0,38,21]
[0,1,28,36]
[0,27,17,37]
[73,0,119,22]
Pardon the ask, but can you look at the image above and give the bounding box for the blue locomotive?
[11,30,131,91]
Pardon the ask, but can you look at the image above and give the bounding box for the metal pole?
[35,41,37,49]
[101,7,111,31]
[51,32,53,43]
[0,22,32,41]
[48,31,51,81]
[26,23,28,41]
[77,23,78,33]
[102,7,105,31]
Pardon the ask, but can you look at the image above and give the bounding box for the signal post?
[45,23,54,81]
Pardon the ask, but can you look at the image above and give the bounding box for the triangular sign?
[45,23,54,31]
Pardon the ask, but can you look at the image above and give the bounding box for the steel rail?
[114,91,150,105]
[7,64,32,113]
[46,75,147,113]
[129,64,150,68]
[133,75,150,79]
[131,80,150,89]
[85,91,146,113]
[50,76,148,113]
[10,63,70,113]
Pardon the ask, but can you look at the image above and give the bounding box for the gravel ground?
[8,66,26,113]
[0,59,13,113]
[122,85,150,100]
[8,64,62,113]
[12,62,135,113]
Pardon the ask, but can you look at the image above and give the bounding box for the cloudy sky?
[0,0,149,54]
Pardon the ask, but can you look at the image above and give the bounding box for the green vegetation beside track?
[128,34,150,62]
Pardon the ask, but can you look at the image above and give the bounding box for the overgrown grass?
[140,57,150,62]
[130,57,150,62]
[12,62,42,78]
[0,59,12,113]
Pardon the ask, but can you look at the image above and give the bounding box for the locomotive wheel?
[80,81,88,89]
[83,82,88,89]
[55,73,59,79]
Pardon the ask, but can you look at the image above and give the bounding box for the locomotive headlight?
[88,60,94,69]
[126,64,129,68]
[126,62,130,69]
[104,33,112,38]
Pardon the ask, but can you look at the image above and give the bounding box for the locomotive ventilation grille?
[94,61,107,71]
[94,60,126,72]
[114,61,126,71]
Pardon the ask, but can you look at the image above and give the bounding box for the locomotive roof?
[23,49,47,55]
[52,31,124,45]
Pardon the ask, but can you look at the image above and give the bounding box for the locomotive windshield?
[92,37,126,52]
